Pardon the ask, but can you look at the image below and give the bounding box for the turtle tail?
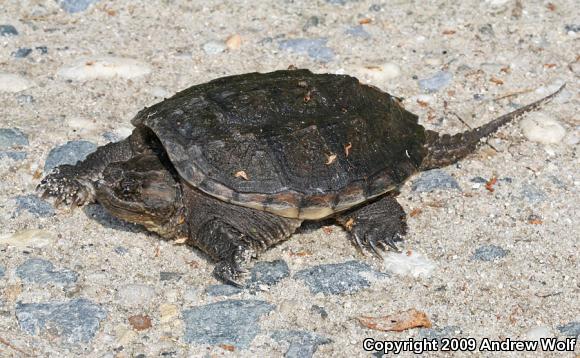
[420,84,565,170]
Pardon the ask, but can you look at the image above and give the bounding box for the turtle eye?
[119,178,140,198]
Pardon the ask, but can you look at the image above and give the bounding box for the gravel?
[271,330,332,358]
[411,169,460,192]
[418,71,453,92]
[471,245,508,261]
[16,258,78,284]
[0,24,18,36]
[14,195,55,217]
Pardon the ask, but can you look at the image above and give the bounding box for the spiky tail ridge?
[420,84,565,170]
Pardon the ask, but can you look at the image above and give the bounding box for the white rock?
[520,113,567,144]
[202,41,226,55]
[524,326,552,340]
[150,86,171,98]
[383,251,436,278]
[67,117,98,131]
[355,63,402,85]
[57,57,152,80]
[0,73,34,93]
[425,58,442,66]
[0,229,56,248]
[116,284,156,306]
[486,0,510,7]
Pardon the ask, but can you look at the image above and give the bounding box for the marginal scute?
[133,69,427,219]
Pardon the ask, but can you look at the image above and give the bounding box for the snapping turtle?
[38,69,563,285]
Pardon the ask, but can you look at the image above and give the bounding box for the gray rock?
[57,0,101,13]
[325,0,353,4]
[557,322,580,337]
[249,259,290,287]
[44,140,97,173]
[294,260,385,295]
[565,24,580,33]
[0,25,18,36]
[16,258,78,284]
[412,169,460,192]
[520,184,546,203]
[183,299,275,348]
[271,330,331,358]
[418,326,462,343]
[202,41,226,55]
[0,151,27,161]
[471,245,508,261]
[418,71,453,93]
[0,128,29,149]
[279,38,335,63]
[369,4,382,11]
[470,176,487,184]
[206,284,242,297]
[16,94,35,105]
[345,25,371,39]
[302,16,320,31]
[0,265,5,278]
[12,48,32,58]
[16,298,106,343]
[310,305,328,319]
[159,272,182,282]
[36,46,48,54]
[14,195,55,217]
[113,246,129,255]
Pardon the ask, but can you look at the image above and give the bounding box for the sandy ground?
[0,0,578,357]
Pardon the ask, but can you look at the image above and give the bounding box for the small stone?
[159,272,182,282]
[279,38,335,63]
[0,265,5,278]
[44,140,97,173]
[345,25,371,39]
[159,304,179,324]
[36,46,48,54]
[12,48,33,58]
[16,94,35,105]
[249,259,290,287]
[0,25,18,36]
[294,260,386,295]
[310,305,328,319]
[418,326,462,343]
[57,57,151,80]
[564,24,580,33]
[411,169,460,192]
[383,252,435,278]
[116,284,156,306]
[0,128,28,149]
[150,86,170,98]
[57,0,101,13]
[14,195,55,217]
[524,326,552,340]
[271,330,331,358]
[0,151,27,161]
[557,322,580,337]
[303,16,320,31]
[418,71,453,93]
[16,258,78,284]
[205,284,242,297]
[0,229,56,248]
[0,73,34,93]
[225,34,242,50]
[114,246,129,255]
[520,184,546,203]
[16,298,106,343]
[471,245,508,261]
[202,41,227,55]
[470,176,487,184]
[520,113,567,144]
[183,300,274,348]
[128,314,152,331]
[369,4,382,11]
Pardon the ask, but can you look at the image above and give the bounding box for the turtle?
[38,69,564,286]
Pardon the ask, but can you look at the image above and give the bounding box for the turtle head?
[96,154,187,239]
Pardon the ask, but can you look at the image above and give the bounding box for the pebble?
[303,16,320,31]
[202,41,227,55]
[0,265,5,278]
[114,246,129,255]
[206,284,242,297]
[44,140,97,173]
[471,245,508,261]
[557,322,580,337]
[12,47,33,58]
[249,259,290,287]
[57,0,101,13]
[16,298,106,343]
[182,299,275,348]
[356,63,402,84]
[524,326,552,340]
[159,303,179,324]
[14,195,54,217]
[294,260,386,295]
[0,151,27,161]
[279,38,335,63]
[411,169,460,192]
[16,94,35,105]
[418,326,462,343]
[57,57,152,80]
[0,229,56,248]
[519,113,567,144]
[383,252,436,278]
[345,25,371,39]
[16,258,78,284]
[418,71,453,93]
[150,86,171,98]
[116,284,156,306]
[159,272,182,282]
[128,314,152,331]
[0,128,28,148]
[271,330,331,358]
[225,34,242,50]
[0,73,34,93]
[369,4,382,11]
[564,24,580,33]
[520,184,546,203]
[310,305,328,319]
[0,24,18,36]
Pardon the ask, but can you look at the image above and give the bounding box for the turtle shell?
[132,69,427,219]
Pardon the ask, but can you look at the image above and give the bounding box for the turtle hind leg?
[336,193,407,257]
[183,188,302,286]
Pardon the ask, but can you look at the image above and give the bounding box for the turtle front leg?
[336,193,407,256]
[183,188,302,286]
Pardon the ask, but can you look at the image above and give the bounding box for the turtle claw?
[213,260,248,288]
[38,165,94,208]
